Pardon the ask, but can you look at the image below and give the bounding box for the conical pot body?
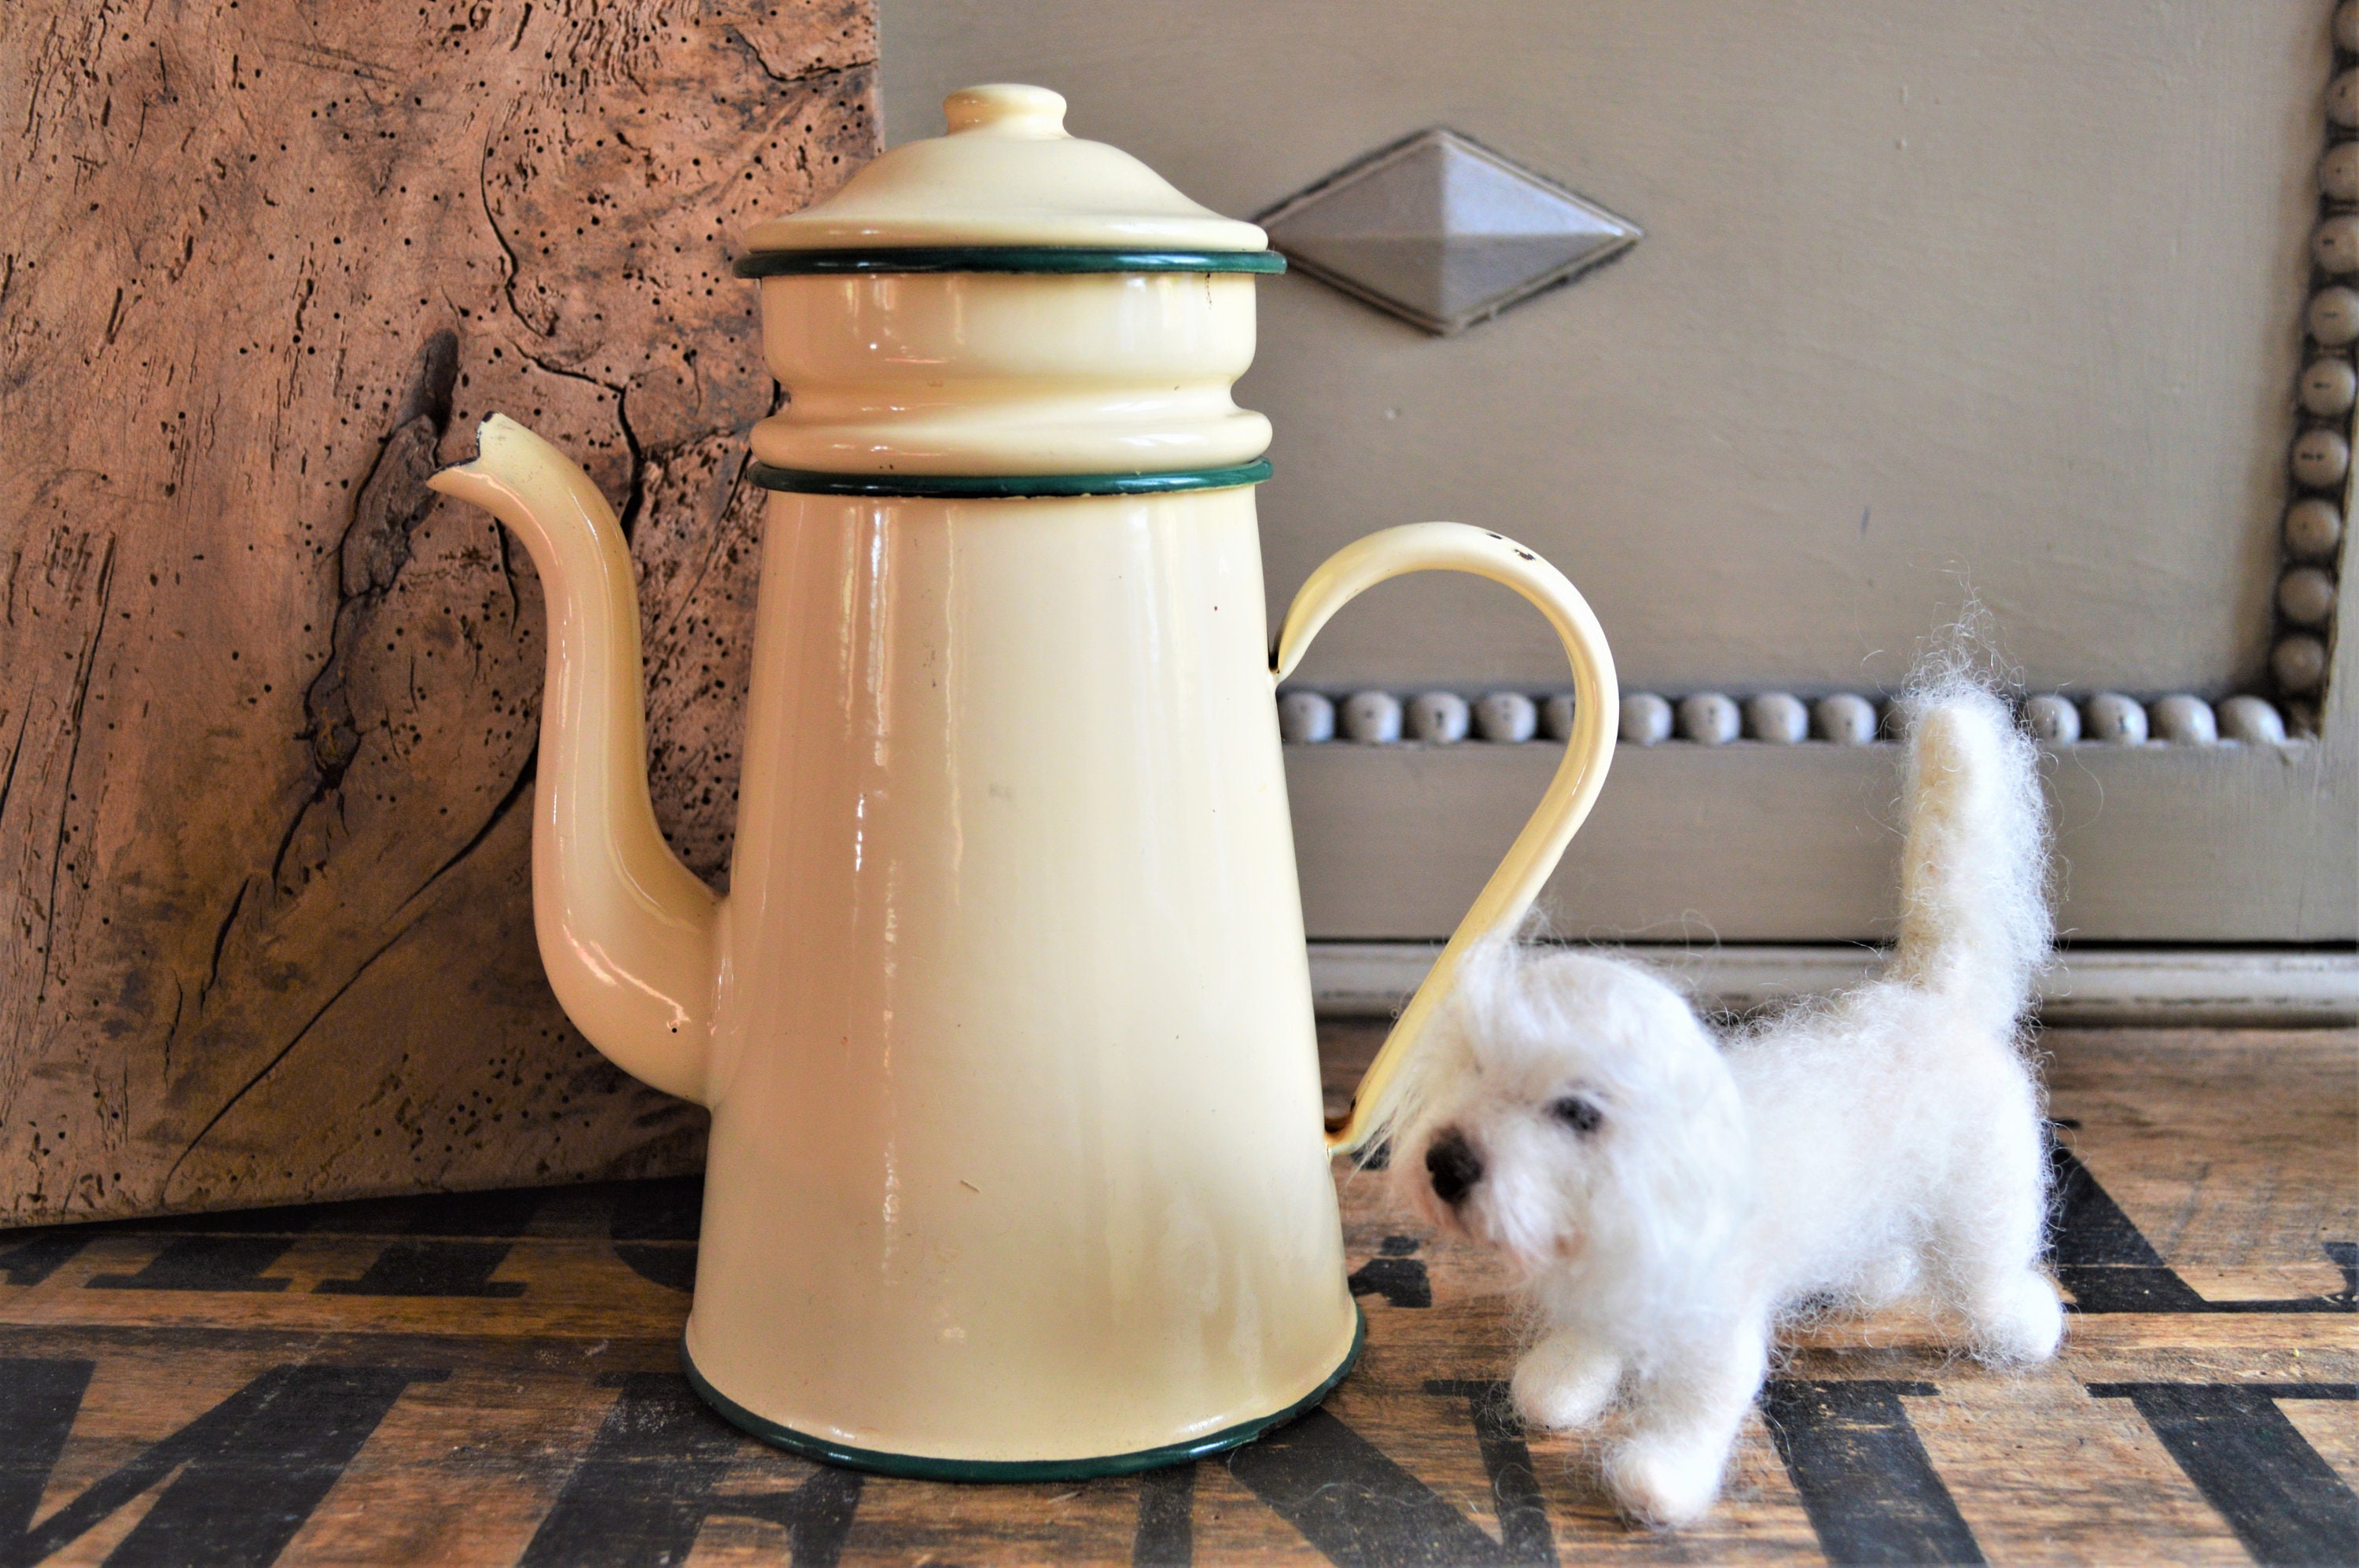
[686,477,1359,1471]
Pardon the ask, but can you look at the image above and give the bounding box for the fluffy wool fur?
[1390,682,2063,1528]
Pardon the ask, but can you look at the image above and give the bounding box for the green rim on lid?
[680,1305,1364,1482]
[731,246,1285,278]
[747,459,1272,499]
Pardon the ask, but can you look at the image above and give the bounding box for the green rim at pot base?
[747,459,1272,499]
[680,1306,1365,1482]
[732,247,1286,278]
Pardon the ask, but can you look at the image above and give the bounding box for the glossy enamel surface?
[430,428,1618,1461]
[415,81,1620,1470]
[752,270,1271,477]
[430,418,1618,1462]
[684,484,1355,1462]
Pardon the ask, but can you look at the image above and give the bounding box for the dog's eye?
[1548,1095,1604,1135]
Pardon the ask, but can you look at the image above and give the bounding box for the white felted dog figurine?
[1391,682,2063,1528]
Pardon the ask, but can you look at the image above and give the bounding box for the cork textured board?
[0,1,876,1224]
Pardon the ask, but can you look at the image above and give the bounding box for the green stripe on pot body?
[734,247,1285,278]
[680,1307,1364,1482]
[749,459,1272,499]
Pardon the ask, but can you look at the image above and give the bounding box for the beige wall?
[882,0,2314,696]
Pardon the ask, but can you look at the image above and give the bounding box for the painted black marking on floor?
[2323,1241,2356,1309]
[521,1371,863,1568]
[610,1177,702,1292]
[2049,1147,2214,1311]
[1349,1236,1431,1309]
[2089,1383,2358,1566]
[2051,1149,2352,1312]
[84,1235,296,1292]
[717,1464,866,1566]
[613,1243,697,1293]
[313,1239,526,1297]
[0,1359,93,1540]
[1349,1256,1431,1309]
[1132,1460,1197,1567]
[0,1234,87,1287]
[1422,1381,1558,1566]
[1761,1379,1982,1566]
[0,1361,442,1568]
[1226,1405,1522,1567]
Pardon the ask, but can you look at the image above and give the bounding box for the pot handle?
[1272,524,1619,1154]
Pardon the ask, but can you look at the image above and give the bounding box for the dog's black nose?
[1426,1128,1482,1206]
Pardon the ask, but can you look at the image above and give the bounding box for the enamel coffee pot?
[427,84,1618,1478]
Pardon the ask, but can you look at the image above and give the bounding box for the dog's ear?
[1376,939,1522,1147]
[1439,935,1527,1047]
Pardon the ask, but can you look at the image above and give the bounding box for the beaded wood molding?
[2282,0,2359,726]
[1275,687,2298,748]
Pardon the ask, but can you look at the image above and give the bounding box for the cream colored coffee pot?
[428,84,1618,1478]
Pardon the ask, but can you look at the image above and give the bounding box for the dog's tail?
[1886,681,2052,1031]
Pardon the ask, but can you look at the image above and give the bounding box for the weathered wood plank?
[0,0,877,1224]
[0,1028,2350,1564]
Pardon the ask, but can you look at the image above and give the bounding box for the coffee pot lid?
[739,83,1270,259]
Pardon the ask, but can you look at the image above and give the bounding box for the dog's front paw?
[1603,1432,1730,1529]
[1511,1333,1621,1431]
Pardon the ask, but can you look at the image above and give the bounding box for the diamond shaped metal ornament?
[1258,129,1640,335]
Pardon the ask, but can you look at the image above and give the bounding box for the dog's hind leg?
[1603,1311,1770,1528]
[1925,1099,2064,1364]
[1937,1211,2063,1364]
[1512,1329,1623,1431]
[1966,1265,2066,1364]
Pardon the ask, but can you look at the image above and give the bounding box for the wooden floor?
[1,1026,2351,1566]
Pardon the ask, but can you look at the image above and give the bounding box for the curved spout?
[428,415,719,1104]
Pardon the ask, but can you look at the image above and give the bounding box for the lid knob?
[737,80,1267,253]
[944,83,1069,139]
